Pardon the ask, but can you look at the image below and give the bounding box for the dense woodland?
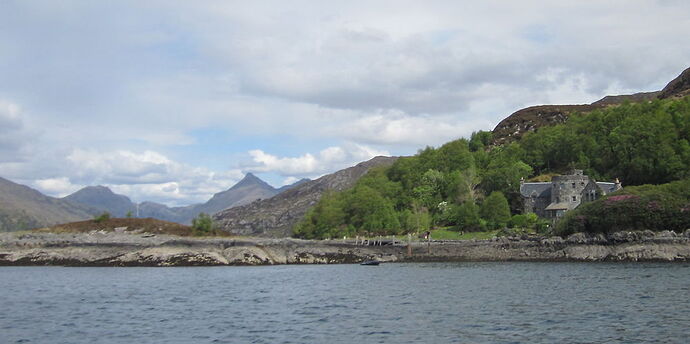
[294,96,690,239]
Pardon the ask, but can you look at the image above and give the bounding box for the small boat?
[360,260,380,266]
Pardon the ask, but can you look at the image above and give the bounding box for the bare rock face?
[213,156,398,238]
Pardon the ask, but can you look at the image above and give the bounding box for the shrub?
[556,179,690,236]
[93,212,111,223]
[191,213,214,235]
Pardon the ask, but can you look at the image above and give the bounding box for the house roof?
[596,182,617,193]
[545,202,570,210]
[520,182,552,198]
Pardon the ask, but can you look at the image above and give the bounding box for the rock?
[1,231,688,265]
[541,236,565,245]
[566,232,589,244]
[609,231,637,243]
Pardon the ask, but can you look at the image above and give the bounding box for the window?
[572,196,577,202]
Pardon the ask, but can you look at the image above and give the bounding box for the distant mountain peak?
[64,185,134,218]
[233,173,273,190]
[79,185,113,193]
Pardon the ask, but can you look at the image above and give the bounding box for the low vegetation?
[36,217,231,237]
[557,179,690,236]
[93,212,111,223]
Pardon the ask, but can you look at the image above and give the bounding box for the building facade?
[520,170,622,221]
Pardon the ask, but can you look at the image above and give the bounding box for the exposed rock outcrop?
[213,156,398,237]
[1,230,688,266]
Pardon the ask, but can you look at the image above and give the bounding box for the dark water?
[1,263,688,344]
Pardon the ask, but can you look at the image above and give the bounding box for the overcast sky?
[1,1,689,206]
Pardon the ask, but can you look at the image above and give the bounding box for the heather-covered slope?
[492,67,689,145]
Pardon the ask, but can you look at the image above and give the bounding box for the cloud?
[33,177,83,198]
[2,1,690,207]
[243,144,389,178]
[0,100,31,162]
[57,148,244,205]
[331,111,494,147]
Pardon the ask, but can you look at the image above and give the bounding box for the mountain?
[276,178,310,193]
[137,201,187,223]
[0,177,96,232]
[492,66,690,145]
[185,173,280,221]
[61,173,304,225]
[63,185,136,218]
[213,156,398,237]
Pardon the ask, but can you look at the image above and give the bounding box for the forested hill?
[294,95,690,239]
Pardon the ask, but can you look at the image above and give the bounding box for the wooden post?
[427,232,431,254]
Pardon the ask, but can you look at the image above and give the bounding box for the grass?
[380,227,499,241]
[430,228,500,240]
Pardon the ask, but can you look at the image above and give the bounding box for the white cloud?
[56,148,244,205]
[0,99,31,162]
[334,112,494,147]
[243,144,389,178]
[2,1,690,208]
[33,177,83,198]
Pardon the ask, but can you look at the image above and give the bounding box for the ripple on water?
[0,263,688,344]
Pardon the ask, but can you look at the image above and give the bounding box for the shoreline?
[1,230,689,267]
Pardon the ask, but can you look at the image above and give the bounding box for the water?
[1,263,688,344]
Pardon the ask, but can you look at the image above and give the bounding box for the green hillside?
[294,96,690,239]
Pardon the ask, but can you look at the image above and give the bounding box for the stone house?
[520,169,622,221]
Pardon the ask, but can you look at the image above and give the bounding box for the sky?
[0,1,689,206]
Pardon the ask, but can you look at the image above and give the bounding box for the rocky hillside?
[63,186,135,218]
[0,177,96,232]
[213,156,398,237]
[492,66,689,145]
[658,66,690,99]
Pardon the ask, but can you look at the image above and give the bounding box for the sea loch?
[1,262,688,343]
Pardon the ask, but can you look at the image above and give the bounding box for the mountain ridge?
[0,177,98,232]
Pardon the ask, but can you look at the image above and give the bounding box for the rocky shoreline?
[1,230,689,266]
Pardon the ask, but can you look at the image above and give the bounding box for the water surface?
[1,262,688,343]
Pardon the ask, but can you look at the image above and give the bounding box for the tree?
[192,212,214,234]
[413,169,445,210]
[126,211,133,218]
[469,130,492,151]
[453,201,482,232]
[480,191,511,230]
